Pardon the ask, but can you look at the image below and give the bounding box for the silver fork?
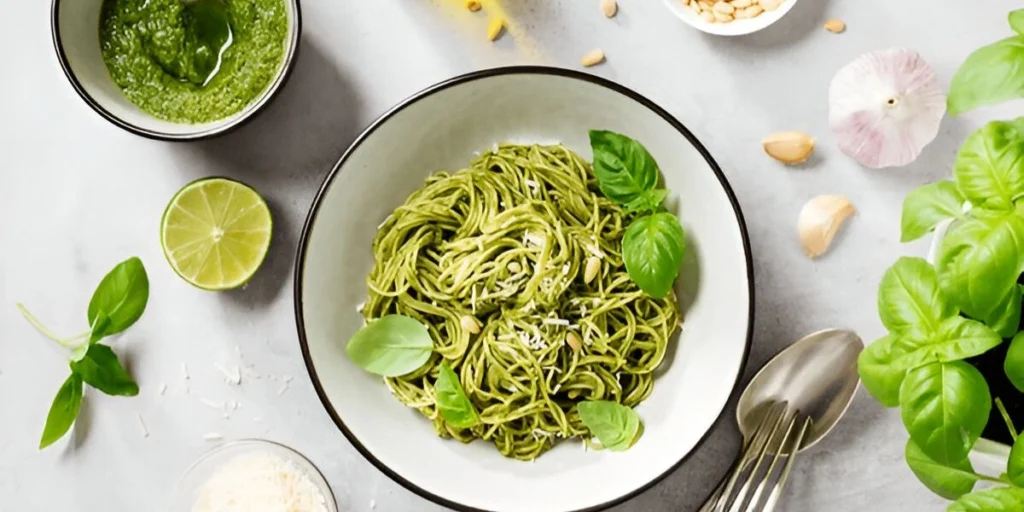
[699,401,813,512]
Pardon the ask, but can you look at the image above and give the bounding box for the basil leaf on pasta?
[589,130,661,206]
[623,212,686,298]
[435,363,480,429]
[577,400,642,451]
[346,315,434,377]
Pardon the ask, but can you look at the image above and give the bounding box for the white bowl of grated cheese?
[169,439,338,512]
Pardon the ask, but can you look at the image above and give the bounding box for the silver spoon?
[700,328,864,511]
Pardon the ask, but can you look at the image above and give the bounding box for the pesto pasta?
[362,143,680,460]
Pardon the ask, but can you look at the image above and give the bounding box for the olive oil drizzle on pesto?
[100,0,288,124]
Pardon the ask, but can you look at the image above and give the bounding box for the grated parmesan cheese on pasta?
[191,453,329,512]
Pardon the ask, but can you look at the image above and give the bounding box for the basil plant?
[858,9,1024,510]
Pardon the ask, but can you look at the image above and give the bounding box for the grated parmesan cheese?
[191,453,329,512]
[215,363,242,385]
[136,413,149,438]
[542,318,570,327]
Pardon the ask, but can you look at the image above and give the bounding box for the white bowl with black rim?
[50,0,301,141]
[294,67,754,512]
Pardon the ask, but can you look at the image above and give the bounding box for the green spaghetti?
[362,143,680,460]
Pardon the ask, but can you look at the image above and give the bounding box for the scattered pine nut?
[566,332,583,353]
[487,17,505,42]
[824,18,846,33]
[460,315,481,335]
[581,48,605,67]
[601,0,618,18]
[466,0,482,12]
[584,256,601,284]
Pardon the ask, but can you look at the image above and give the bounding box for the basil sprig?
[19,257,148,449]
[589,130,686,297]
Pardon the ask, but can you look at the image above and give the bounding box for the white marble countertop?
[2,0,1022,510]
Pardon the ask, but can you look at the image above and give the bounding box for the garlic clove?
[829,48,946,169]
[762,131,815,165]
[798,195,856,257]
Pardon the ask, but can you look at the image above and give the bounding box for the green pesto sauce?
[100,0,288,124]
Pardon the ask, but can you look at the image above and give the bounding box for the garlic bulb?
[829,49,946,169]
[798,195,856,257]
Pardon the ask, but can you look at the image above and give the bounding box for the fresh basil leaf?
[39,373,83,449]
[346,315,433,377]
[905,438,978,500]
[948,37,1024,116]
[857,333,906,407]
[87,257,149,340]
[1012,10,1024,36]
[936,213,1024,338]
[952,119,1024,210]
[900,361,991,466]
[88,312,111,347]
[434,363,479,429]
[877,257,955,335]
[70,344,138,397]
[948,487,1024,512]
[901,181,965,242]
[622,212,686,298]
[891,316,1002,369]
[624,188,668,214]
[1009,434,1024,487]
[1005,332,1024,393]
[589,130,660,206]
[577,400,642,451]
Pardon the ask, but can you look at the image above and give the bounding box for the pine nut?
[601,0,618,18]
[581,48,605,67]
[460,315,481,335]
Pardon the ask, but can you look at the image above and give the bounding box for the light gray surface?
[0,1,1019,511]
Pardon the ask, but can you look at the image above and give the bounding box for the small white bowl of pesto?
[51,0,301,141]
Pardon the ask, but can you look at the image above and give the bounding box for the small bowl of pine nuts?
[664,0,798,36]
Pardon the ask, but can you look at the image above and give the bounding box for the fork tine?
[742,411,799,512]
[713,401,786,512]
[711,401,785,512]
[759,416,813,512]
[716,401,786,512]
[725,402,790,512]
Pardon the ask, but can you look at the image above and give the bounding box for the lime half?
[160,177,272,290]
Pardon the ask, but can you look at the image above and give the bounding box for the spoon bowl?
[738,328,863,454]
